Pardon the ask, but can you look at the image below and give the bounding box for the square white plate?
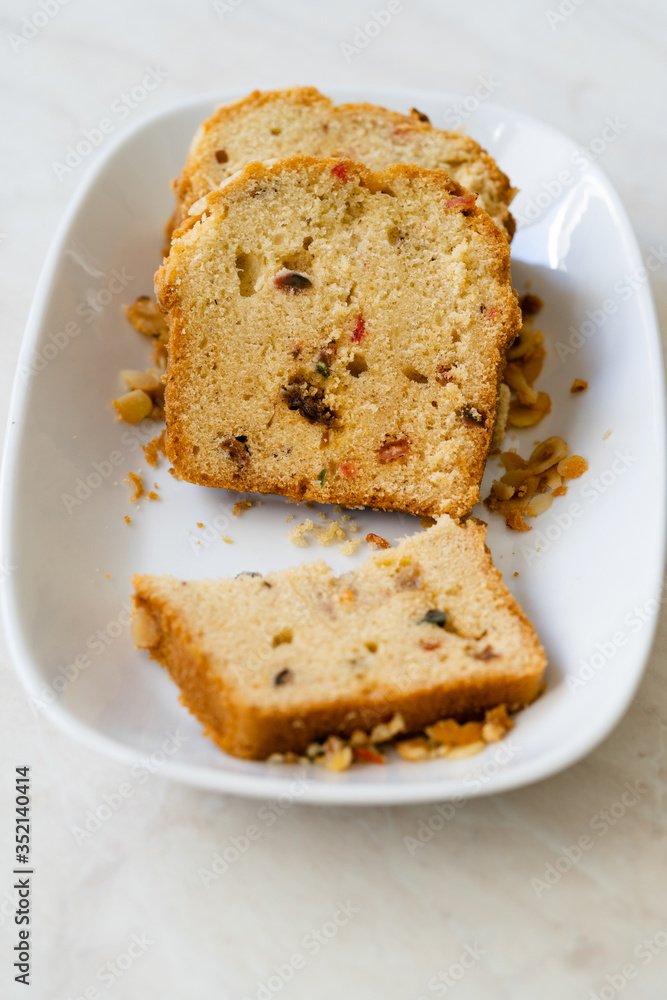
[2,87,664,805]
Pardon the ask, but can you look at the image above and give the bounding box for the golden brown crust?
[157,157,520,518]
[171,86,516,239]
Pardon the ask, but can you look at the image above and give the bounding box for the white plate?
[2,88,664,805]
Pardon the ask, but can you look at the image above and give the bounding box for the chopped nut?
[396,738,431,761]
[519,293,544,317]
[113,389,153,424]
[132,606,161,648]
[370,714,405,743]
[446,740,486,759]
[526,436,568,474]
[426,719,484,746]
[461,405,485,427]
[124,296,169,342]
[508,391,551,427]
[525,493,553,517]
[120,369,162,393]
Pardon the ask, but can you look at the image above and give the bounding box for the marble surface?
[1,1,667,997]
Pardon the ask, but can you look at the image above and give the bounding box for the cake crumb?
[339,538,362,556]
[196,522,204,528]
[603,429,612,440]
[570,379,588,393]
[287,519,314,547]
[146,491,159,500]
[124,515,131,525]
[143,429,167,467]
[514,571,519,577]
[126,471,144,502]
[420,516,437,528]
[233,499,253,516]
[222,536,233,544]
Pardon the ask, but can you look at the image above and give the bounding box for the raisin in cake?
[157,156,521,518]
[132,517,546,760]
[171,86,516,239]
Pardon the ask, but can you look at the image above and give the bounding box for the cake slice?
[171,86,516,239]
[132,517,546,760]
[157,156,521,518]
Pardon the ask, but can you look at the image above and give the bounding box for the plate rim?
[2,86,665,805]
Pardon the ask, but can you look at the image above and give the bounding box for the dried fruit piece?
[113,389,153,424]
[557,455,588,479]
[351,315,366,343]
[410,107,430,123]
[339,461,358,478]
[330,161,350,182]
[273,269,313,293]
[124,296,169,343]
[378,438,410,462]
[220,436,250,468]
[282,381,336,425]
[366,533,390,549]
[273,668,293,686]
[317,468,326,486]
[419,609,448,628]
[353,746,386,764]
[214,149,228,163]
[444,194,476,210]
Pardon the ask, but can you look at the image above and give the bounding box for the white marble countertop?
[1,1,667,997]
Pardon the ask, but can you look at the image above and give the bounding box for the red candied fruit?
[351,315,366,343]
[331,162,350,182]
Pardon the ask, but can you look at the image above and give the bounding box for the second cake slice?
[157,156,521,517]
